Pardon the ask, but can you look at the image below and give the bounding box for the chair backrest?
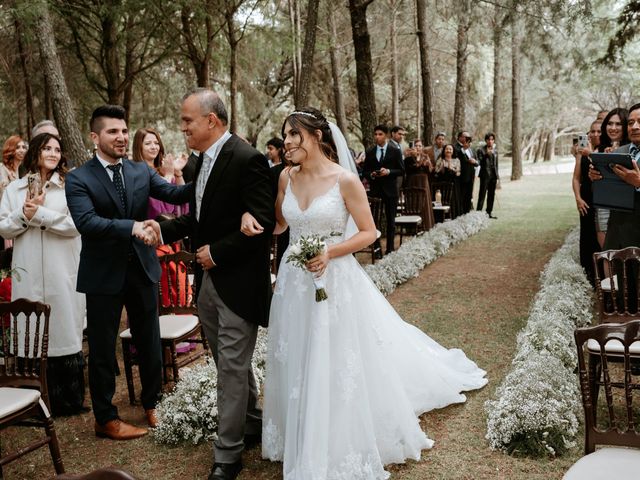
[157,251,197,316]
[399,187,426,216]
[593,247,640,322]
[430,181,453,206]
[367,196,384,228]
[0,299,51,400]
[575,320,640,453]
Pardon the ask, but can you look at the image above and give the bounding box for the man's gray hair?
[32,119,57,138]
[183,88,228,126]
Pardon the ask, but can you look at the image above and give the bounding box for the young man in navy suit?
[65,105,191,440]
[363,124,404,254]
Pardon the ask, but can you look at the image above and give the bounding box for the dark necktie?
[107,163,127,211]
[630,144,640,163]
[378,147,384,163]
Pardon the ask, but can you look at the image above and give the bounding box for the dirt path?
[4,173,581,480]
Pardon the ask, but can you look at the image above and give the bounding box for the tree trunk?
[289,0,300,103]
[348,0,377,149]
[492,13,501,140]
[228,40,238,133]
[327,14,347,134]
[390,0,399,125]
[543,130,555,162]
[43,69,52,119]
[295,0,320,108]
[102,12,121,104]
[510,13,522,180]
[32,0,87,166]
[415,0,434,143]
[14,15,35,138]
[180,6,213,88]
[532,129,544,163]
[451,2,470,140]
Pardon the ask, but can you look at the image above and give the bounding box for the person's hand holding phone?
[23,191,46,221]
[612,161,640,188]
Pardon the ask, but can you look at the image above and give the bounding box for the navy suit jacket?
[160,135,275,327]
[363,143,404,198]
[65,156,191,295]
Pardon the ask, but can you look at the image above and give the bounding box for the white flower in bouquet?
[286,232,341,302]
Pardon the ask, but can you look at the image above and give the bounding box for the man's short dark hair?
[90,105,126,133]
[485,132,495,141]
[435,132,445,139]
[457,130,465,139]
[629,103,640,115]
[374,124,389,134]
[391,125,404,134]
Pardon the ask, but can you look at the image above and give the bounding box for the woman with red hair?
[1,135,27,196]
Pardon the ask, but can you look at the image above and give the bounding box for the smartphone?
[578,134,589,149]
[409,141,415,148]
[27,174,41,199]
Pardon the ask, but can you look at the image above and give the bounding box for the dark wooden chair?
[593,247,640,323]
[566,320,640,478]
[356,196,383,263]
[0,299,64,476]
[120,251,209,404]
[430,181,454,221]
[395,187,424,245]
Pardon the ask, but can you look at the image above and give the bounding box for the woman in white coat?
[0,133,86,415]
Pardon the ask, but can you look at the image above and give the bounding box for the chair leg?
[171,344,180,384]
[121,338,137,405]
[44,416,65,474]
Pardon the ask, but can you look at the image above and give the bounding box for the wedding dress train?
[262,176,487,480]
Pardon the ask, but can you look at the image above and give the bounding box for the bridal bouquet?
[286,232,340,302]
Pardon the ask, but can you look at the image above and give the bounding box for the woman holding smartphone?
[0,133,86,415]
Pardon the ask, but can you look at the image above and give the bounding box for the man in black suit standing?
[65,105,191,440]
[363,124,404,255]
[151,89,274,480]
[454,131,477,214]
[476,132,499,219]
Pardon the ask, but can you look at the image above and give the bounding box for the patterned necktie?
[107,163,126,212]
[196,153,212,220]
[630,144,640,163]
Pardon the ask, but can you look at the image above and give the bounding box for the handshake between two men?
[132,220,162,246]
[131,219,216,271]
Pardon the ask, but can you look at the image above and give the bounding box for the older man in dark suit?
[454,131,478,214]
[65,105,191,440]
[363,124,404,255]
[149,89,274,480]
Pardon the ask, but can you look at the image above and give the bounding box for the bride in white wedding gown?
[242,108,487,480]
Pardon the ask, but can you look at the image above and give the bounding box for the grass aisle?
[385,172,581,480]
[4,172,580,480]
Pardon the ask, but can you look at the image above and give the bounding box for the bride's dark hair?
[281,107,338,163]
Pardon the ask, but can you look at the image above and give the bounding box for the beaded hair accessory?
[290,111,318,119]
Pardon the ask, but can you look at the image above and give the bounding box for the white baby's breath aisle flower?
[485,228,593,457]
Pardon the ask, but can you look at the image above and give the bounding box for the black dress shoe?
[244,432,261,449]
[489,215,498,219]
[208,461,243,480]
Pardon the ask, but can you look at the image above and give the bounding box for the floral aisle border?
[364,211,491,296]
[485,228,593,456]
[154,211,490,445]
[153,327,268,445]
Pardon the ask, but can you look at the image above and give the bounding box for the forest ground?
[2,171,584,480]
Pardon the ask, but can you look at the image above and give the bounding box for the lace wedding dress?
[262,175,488,480]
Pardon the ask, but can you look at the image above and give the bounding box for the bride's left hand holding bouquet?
[286,232,340,302]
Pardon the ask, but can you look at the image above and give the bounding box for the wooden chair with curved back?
[0,299,64,476]
[120,251,209,404]
[593,247,640,323]
[430,181,454,221]
[395,187,424,245]
[566,320,640,479]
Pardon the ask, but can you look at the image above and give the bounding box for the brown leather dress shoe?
[145,408,158,428]
[95,419,148,440]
